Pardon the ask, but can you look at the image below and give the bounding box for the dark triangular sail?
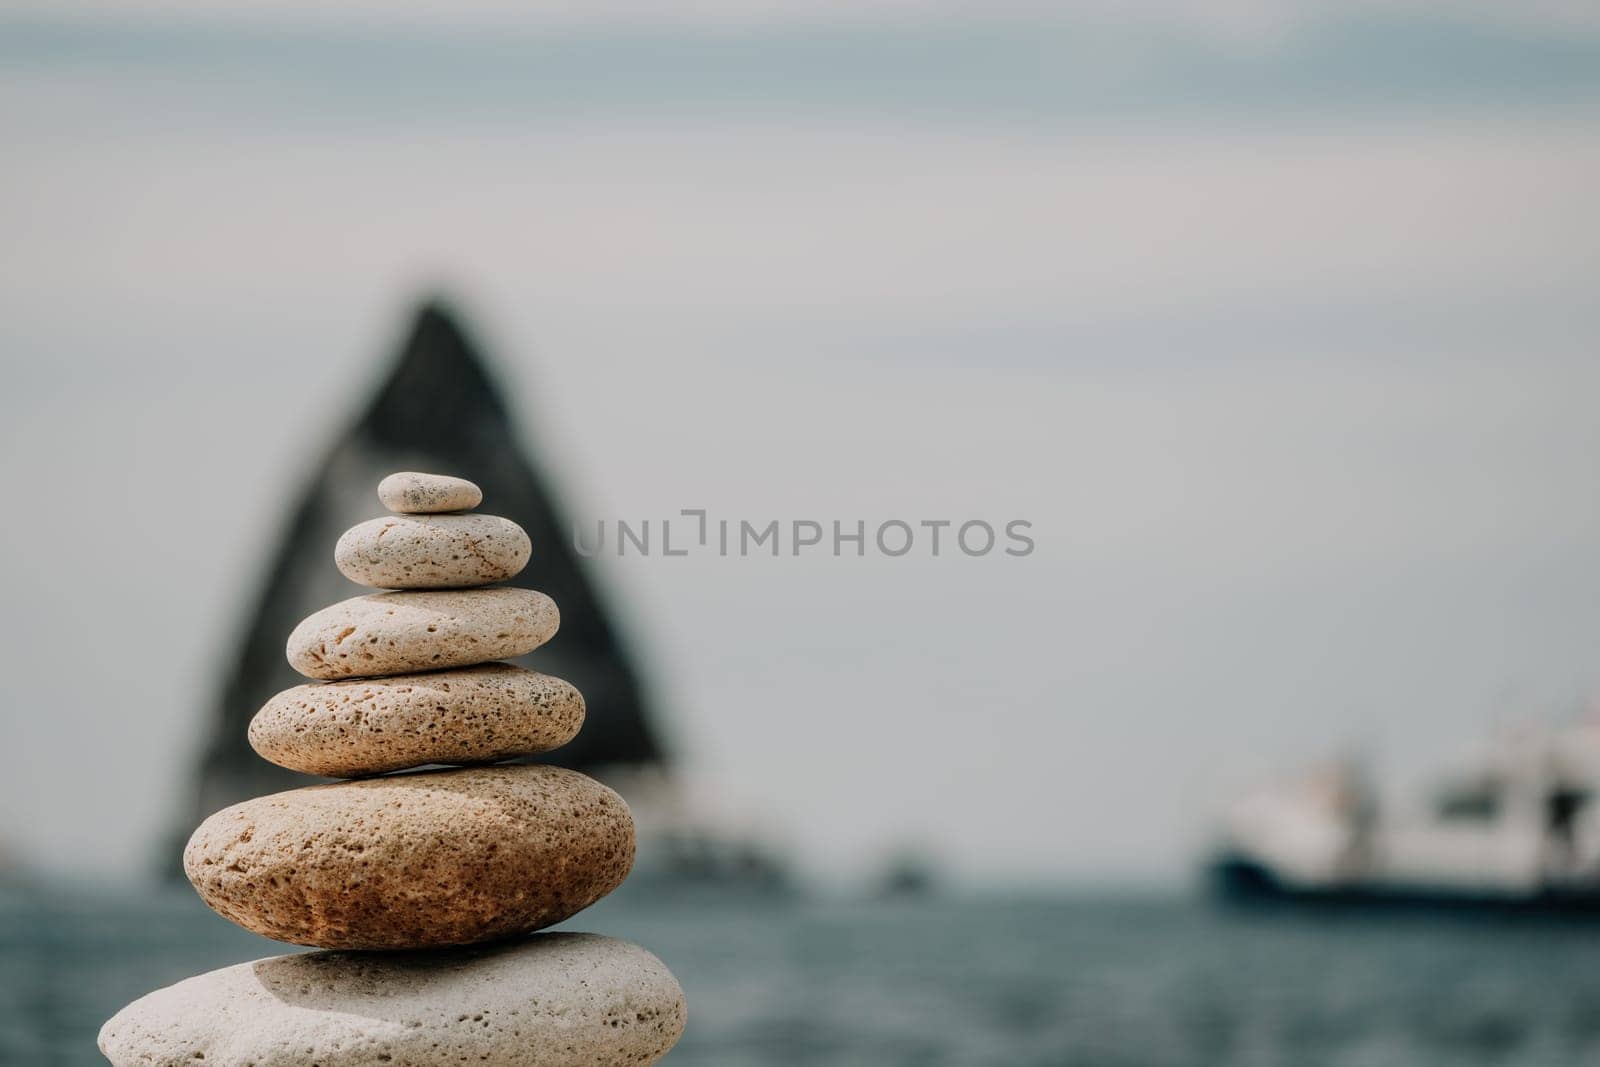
[173,301,664,868]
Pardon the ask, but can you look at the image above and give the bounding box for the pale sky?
[1,4,1598,886]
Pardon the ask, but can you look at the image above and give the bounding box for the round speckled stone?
[184,765,635,950]
[99,933,686,1067]
[286,587,558,680]
[335,513,531,589]
[377,471,482,514]
[249,663,585,778]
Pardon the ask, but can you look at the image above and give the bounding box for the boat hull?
[1210,856,1600,918]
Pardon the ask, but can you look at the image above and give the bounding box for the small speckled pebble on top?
[377,471,482,514]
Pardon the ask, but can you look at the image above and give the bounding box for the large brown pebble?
[184,765,635,949]
[334,513,531,589]
[100,933,686,1067]
[286,587,558,680]
[249,663,585,778]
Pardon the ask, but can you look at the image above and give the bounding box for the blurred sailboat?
[170,299,788,891]
[1210,719,1600,915]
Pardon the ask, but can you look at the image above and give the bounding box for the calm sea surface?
[6,883,1600,1066]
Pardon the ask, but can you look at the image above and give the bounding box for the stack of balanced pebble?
[101,472,685,1066]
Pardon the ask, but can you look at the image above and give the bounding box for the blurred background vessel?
[1212,718,1600,914]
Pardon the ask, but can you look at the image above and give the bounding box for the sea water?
[6,884,1600,1066]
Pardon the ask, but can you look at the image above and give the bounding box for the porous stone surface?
[99,932,686,1067]
[335,513,531,589]
[249,663,585,777]
[377,471,482,514]
[184,765,634,949]
[286,588,558,680]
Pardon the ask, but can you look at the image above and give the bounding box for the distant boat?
[169,299,787,891]
[1208,720,1600,916]
[872,846,940,899]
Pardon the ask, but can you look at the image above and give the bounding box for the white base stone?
[99,933,685,1066]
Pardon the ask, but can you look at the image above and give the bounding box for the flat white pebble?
[335,512,531,588]
[286,587,558,679]
[248,663,585,777]
[99,933,686,1066]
